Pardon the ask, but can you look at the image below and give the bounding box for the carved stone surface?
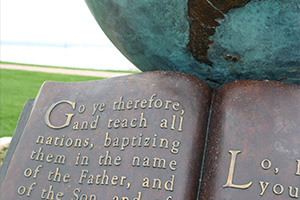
[1,72,300,199]
[0,71,212,199]
[200,80,300,199]
[85,0,300,87]
[0,99,34,184]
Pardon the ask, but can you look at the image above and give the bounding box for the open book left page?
[0,71,212,200]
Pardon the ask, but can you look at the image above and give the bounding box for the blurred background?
[0,0,138,71]
[0,0,140,154]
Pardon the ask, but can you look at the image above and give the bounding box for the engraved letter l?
[223,150,253,189]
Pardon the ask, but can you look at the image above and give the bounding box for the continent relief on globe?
[188,0,250,65]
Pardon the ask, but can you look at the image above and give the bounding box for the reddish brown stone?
[0,71,212,200]
[199,80,300,199]
[2,73,300,200]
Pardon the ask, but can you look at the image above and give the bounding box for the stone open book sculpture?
[0,72,299,199]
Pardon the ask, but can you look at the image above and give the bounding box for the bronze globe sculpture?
[85,0,300,87]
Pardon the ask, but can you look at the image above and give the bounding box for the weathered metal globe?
[85,0,300,87]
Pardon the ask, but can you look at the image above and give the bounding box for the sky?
[0,0,138,71]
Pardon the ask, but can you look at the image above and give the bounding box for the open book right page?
[199,80,300,200]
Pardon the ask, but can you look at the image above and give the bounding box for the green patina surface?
[86,0,300,87]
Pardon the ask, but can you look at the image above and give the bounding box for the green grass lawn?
[0,69,105,137]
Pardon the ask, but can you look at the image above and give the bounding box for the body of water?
[1,43,138,71]
[0,0,138,71]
